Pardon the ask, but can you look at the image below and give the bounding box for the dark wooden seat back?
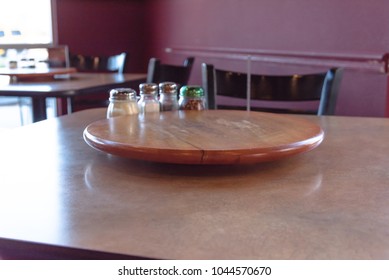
[67,52,128,112]
[147,57,195,88]
[70,52,128,73]
[202,63,343,115]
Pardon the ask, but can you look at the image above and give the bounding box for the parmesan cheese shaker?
[106,88,139,118]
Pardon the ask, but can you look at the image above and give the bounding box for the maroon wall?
[144,0,389,117]
[56,0,146,72]
[56,0,389,116]
[145,0,389,54]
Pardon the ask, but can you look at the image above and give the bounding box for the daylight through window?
[0,0,54,46]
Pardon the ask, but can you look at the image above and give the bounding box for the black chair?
[46,45,70,68]
[70,52,128,73]
[146,57,195,88]
[202,64,343,115]
[68,52,129,112]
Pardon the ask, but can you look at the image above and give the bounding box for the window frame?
[0,0,58,49]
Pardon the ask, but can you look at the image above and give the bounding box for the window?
[0,0,56,47]
[0,0,57,68]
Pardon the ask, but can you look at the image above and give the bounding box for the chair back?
[70,52,128,73]
[202,63,343,115]
[47,45,70,68]
[146,57,195,88]
[67,52,128,112]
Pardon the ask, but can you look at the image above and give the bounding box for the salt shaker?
[106,88,139,118]
[138,83,160,115]
[178,85,206,110]
[159,82,178,111]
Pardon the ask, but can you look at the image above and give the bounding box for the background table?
[0,67,77,80]
[1,109,389,259]
[0,72,146,122]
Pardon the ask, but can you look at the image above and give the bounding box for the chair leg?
[18,97,35,126]
[18,97,26,126]
[67,97,73,114]
[56,97,73,115]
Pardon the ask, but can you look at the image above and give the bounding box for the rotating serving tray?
[83,110,324,165]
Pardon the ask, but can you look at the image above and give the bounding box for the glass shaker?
[106,88,139,118]
[159,82,178,111]
[178,85,206,110]
[138,83,160,115]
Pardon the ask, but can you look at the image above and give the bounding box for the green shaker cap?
[180,86,204,97]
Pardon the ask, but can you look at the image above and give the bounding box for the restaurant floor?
[0,97,56,131]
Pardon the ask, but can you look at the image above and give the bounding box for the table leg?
[55,97,73,116]
[67,97,73,114]
[31,97,47,122]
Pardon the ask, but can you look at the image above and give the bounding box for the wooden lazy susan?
[83,110,324,165]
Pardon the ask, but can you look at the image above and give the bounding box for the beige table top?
[1,108,389,260]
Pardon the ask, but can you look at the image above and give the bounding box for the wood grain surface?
[0,67,77,80]
[84,110,324,164]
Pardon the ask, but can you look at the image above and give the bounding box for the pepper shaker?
[138,83,160,115]
[159,82,179,111]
